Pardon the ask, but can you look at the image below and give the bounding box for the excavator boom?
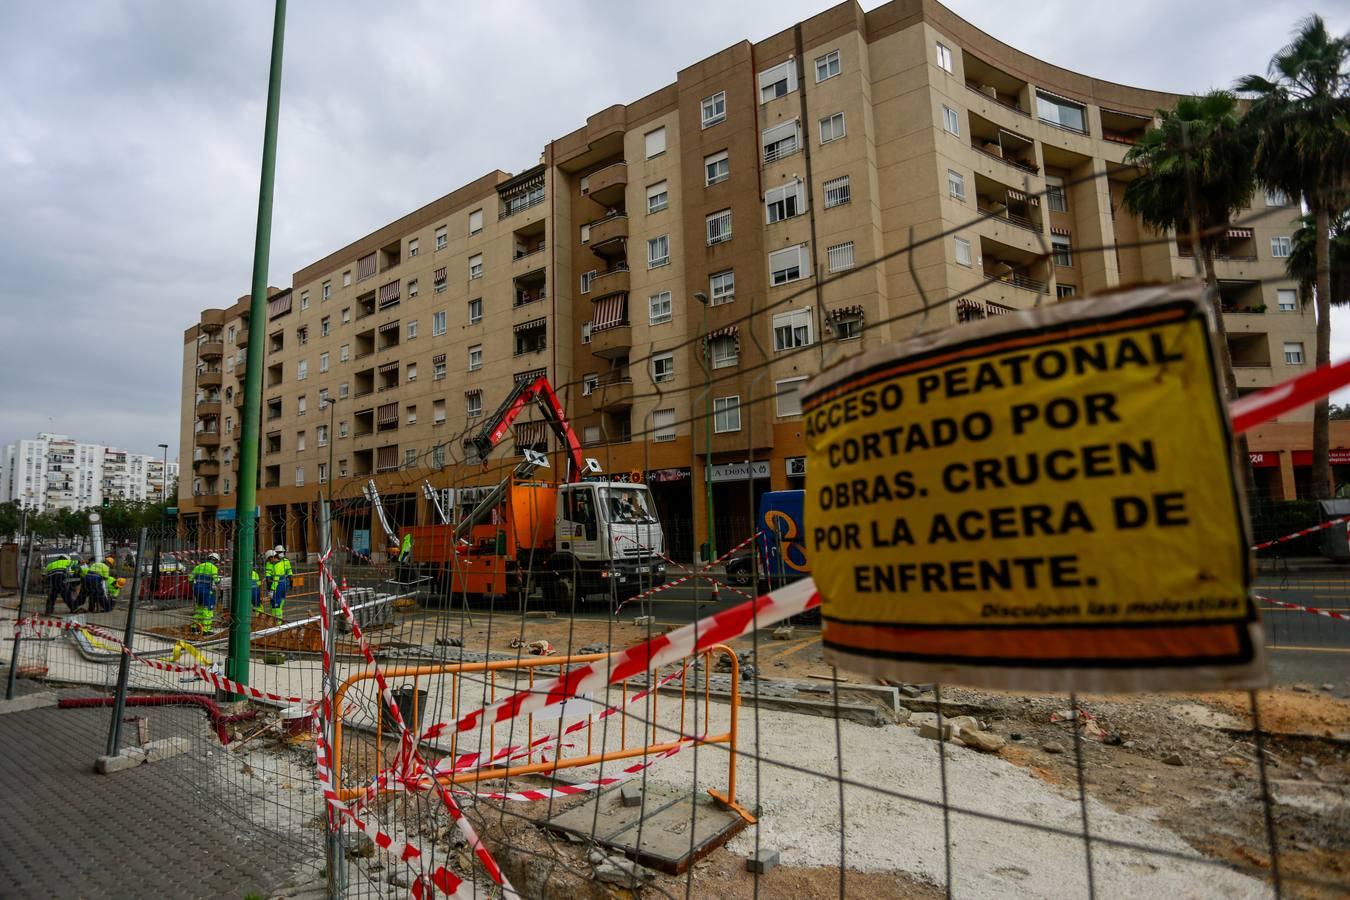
[465,374,587,482]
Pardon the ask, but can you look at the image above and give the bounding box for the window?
[435,225,448,249]
[701,91,726,127]
[834,313,862,340]
[407,320,418,340]
[319,352,329,373]
[434,398,447,423]
[468,298,482,324]
[948,169,966,201]
[317,424,328,446]
[936,42,954,73]
[433,310,447,335]
[408,238,419,257]
[644,126,666,158]
[1282,341,1306,365]
[954,237,972,267]
[710,336,738,368]
[468,345,482,370]
[580,270,596,294]
[815,50,840,82]
[406,405,417,425]
[297,431,307,452]
[1271,236,1292,258]
[776,377,808,417]
[295,466,305,487]
[819,112,846,144]
[433,359,446,380]
[467,391,484,418]
[943,106,960,136]
[823,175,851,208]
[1277,288,1297,311]
[404,448,417,467]
[339,383,349,399]
[1052,235,1072,267]
[769,244,809,285]
[647,181,668,213]
[227,325,236,343]
[297,326,308,345]
[407,278,418,298]
[297,395,307,416]
[407,362,418,382]
[648,235,669,269]
[433,268,447,293]
[340,343,350,362]
[342,307,351,324]
[705,151,729,186]
[1266,189,1290,207]
[827,241,855,272]
[765,180,806,223]
[582,373,598,396]
[758,59,797,103]
[322,281,332,301]
[761,120,800,162]
[1057,284,1077,299]
[706,209,732,245]
[584,425,601,445]
[1046,175,1067,212]
[297,359,308,380]
[338,459,348,477]
[653,408,676,442]
[300,291,310,310]
[468,209,483,235]
[581,322,592,343]
[1036,91,1086,133]
[320,316,331,337]
[580,222,590,243]
[773,308,814,351]
[713,396,741,433]
[343,270,352,287]
[652,352,674,383]
[649,291,673,324]
[318,463,328,484]
[710,270,735,305]
[469,253,483,279]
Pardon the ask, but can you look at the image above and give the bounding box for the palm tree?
[1238,15,1350,499]
[1286,207,1350,307]
[1123,90,1257,404]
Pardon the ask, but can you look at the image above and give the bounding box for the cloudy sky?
[1,0,1345,462]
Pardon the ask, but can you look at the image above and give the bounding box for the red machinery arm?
[465,374,588,482]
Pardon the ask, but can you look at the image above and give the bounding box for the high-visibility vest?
[45,559,72,576]
[191,561,220,587]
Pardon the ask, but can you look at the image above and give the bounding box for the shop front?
[706,460,771,558]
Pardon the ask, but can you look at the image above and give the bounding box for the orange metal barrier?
[331,643,752,821]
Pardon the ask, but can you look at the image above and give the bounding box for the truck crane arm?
[465,374,588,483]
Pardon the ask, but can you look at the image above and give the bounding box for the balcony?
[1218,279,1267,324]
[198,369,222,388]
[981,237,1050,299]
[1101,108,1151,146]
[590,265,630,299]
[196,400,222,417]
[498,166,546,220]
[235,328,249,348]
[588,377,634,413]
[195,430,221,447]
[591,323,632,360]
[970,112,1039,175]
[195,492,220,508]
[588,213,628,260]
[585,161,627,208]
[513,269,547,308]
[512,220,547,268]
[193,460,221,477]
[963,53,1030,118]
[975,176,1043,236]
[199,340,224,359]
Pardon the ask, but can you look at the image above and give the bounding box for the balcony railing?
[1004,272,1049,293]
[971,143,1039,175]
[965,82,1029,117]
[978,206,1041,233]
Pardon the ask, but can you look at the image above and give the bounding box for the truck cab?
[555,482,666,601]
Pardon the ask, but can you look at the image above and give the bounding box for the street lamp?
[153,442,169,594]
[157,443,170,502]
[694,291,716,563]
[322,397,340,507]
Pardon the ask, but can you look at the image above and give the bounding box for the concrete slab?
[542,782,746,875]
[0,692,58,715]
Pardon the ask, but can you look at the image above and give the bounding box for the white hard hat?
[265,549,277,559]
[208,553,221,563]
[274,545,286,554]
[58,553,70,561]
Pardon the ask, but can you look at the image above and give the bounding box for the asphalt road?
[1253,570,1350,694]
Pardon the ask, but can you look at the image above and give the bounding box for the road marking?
[1265,644,1350,654]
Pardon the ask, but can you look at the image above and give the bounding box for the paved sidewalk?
[0,679,305,899]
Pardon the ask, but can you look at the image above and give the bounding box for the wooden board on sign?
[801,281,1266,693]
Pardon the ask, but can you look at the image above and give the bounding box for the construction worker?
[43,554,76,616]
[263,549,277,605]
[102,556,120,607]
[72,557,89,609]
[191,553,222,634]
[268,545,293,620]
[397,532,413,564]
[250,566,264,616]
[83,556,111,613]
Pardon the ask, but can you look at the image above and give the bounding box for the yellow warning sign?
[802,282,1265,692]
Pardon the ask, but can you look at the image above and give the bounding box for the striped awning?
[1227,228,1254,239]
[999,127,1033,146]
[465,388,481,397]
[378,319,399,333]
[1037,87,1084,107]
[376,445,398,469]
[378,281,400,306]
[1051,226,1071,236]
[377,403,398,425]
[432,353,446,365]
[592,294,628,332]
[357,253,377,281]
[705,325,740,354]
[828,305,865,328]
[515,368,547,385]
[515,317,546,333]
[267,293,292,319]
[1007,188,1039,207]
[515,421,547,446]
[378,361,399,374]
[433,266,447,283]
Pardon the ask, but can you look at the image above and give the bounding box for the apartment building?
[178,0,1316,558]
[0,434,171,513]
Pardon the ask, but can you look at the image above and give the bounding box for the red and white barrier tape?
[614,532,757,617]
[453,742,690,803]
[1256,595,1350,623]
[1231,357,1350,435]
[1250,515,1350,552]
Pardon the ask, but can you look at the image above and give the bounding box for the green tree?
[1124,91,1257,399]
[0,501,23,539]
[1238,15,1350,498]
[1287,207,1350,307]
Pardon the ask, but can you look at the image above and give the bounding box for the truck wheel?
[550,571,577,609]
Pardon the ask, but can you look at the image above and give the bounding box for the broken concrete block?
[1041,741,1066,754]
[620,782,642,808]
[771,625,794,640]
[946,715,979,733]
[918,721,954,741]
[958,728,1006,753]
[95,753,140,774]
[143,737,189,764]
[746,849,780,874]
[633,615,655,626]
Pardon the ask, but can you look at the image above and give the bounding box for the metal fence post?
[320,499,345,897]
[5,509,32,701]
[106,528,148,756]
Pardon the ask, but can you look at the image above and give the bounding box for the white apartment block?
[0,433,176,512]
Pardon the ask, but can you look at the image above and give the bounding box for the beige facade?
[179,0,1314,558]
